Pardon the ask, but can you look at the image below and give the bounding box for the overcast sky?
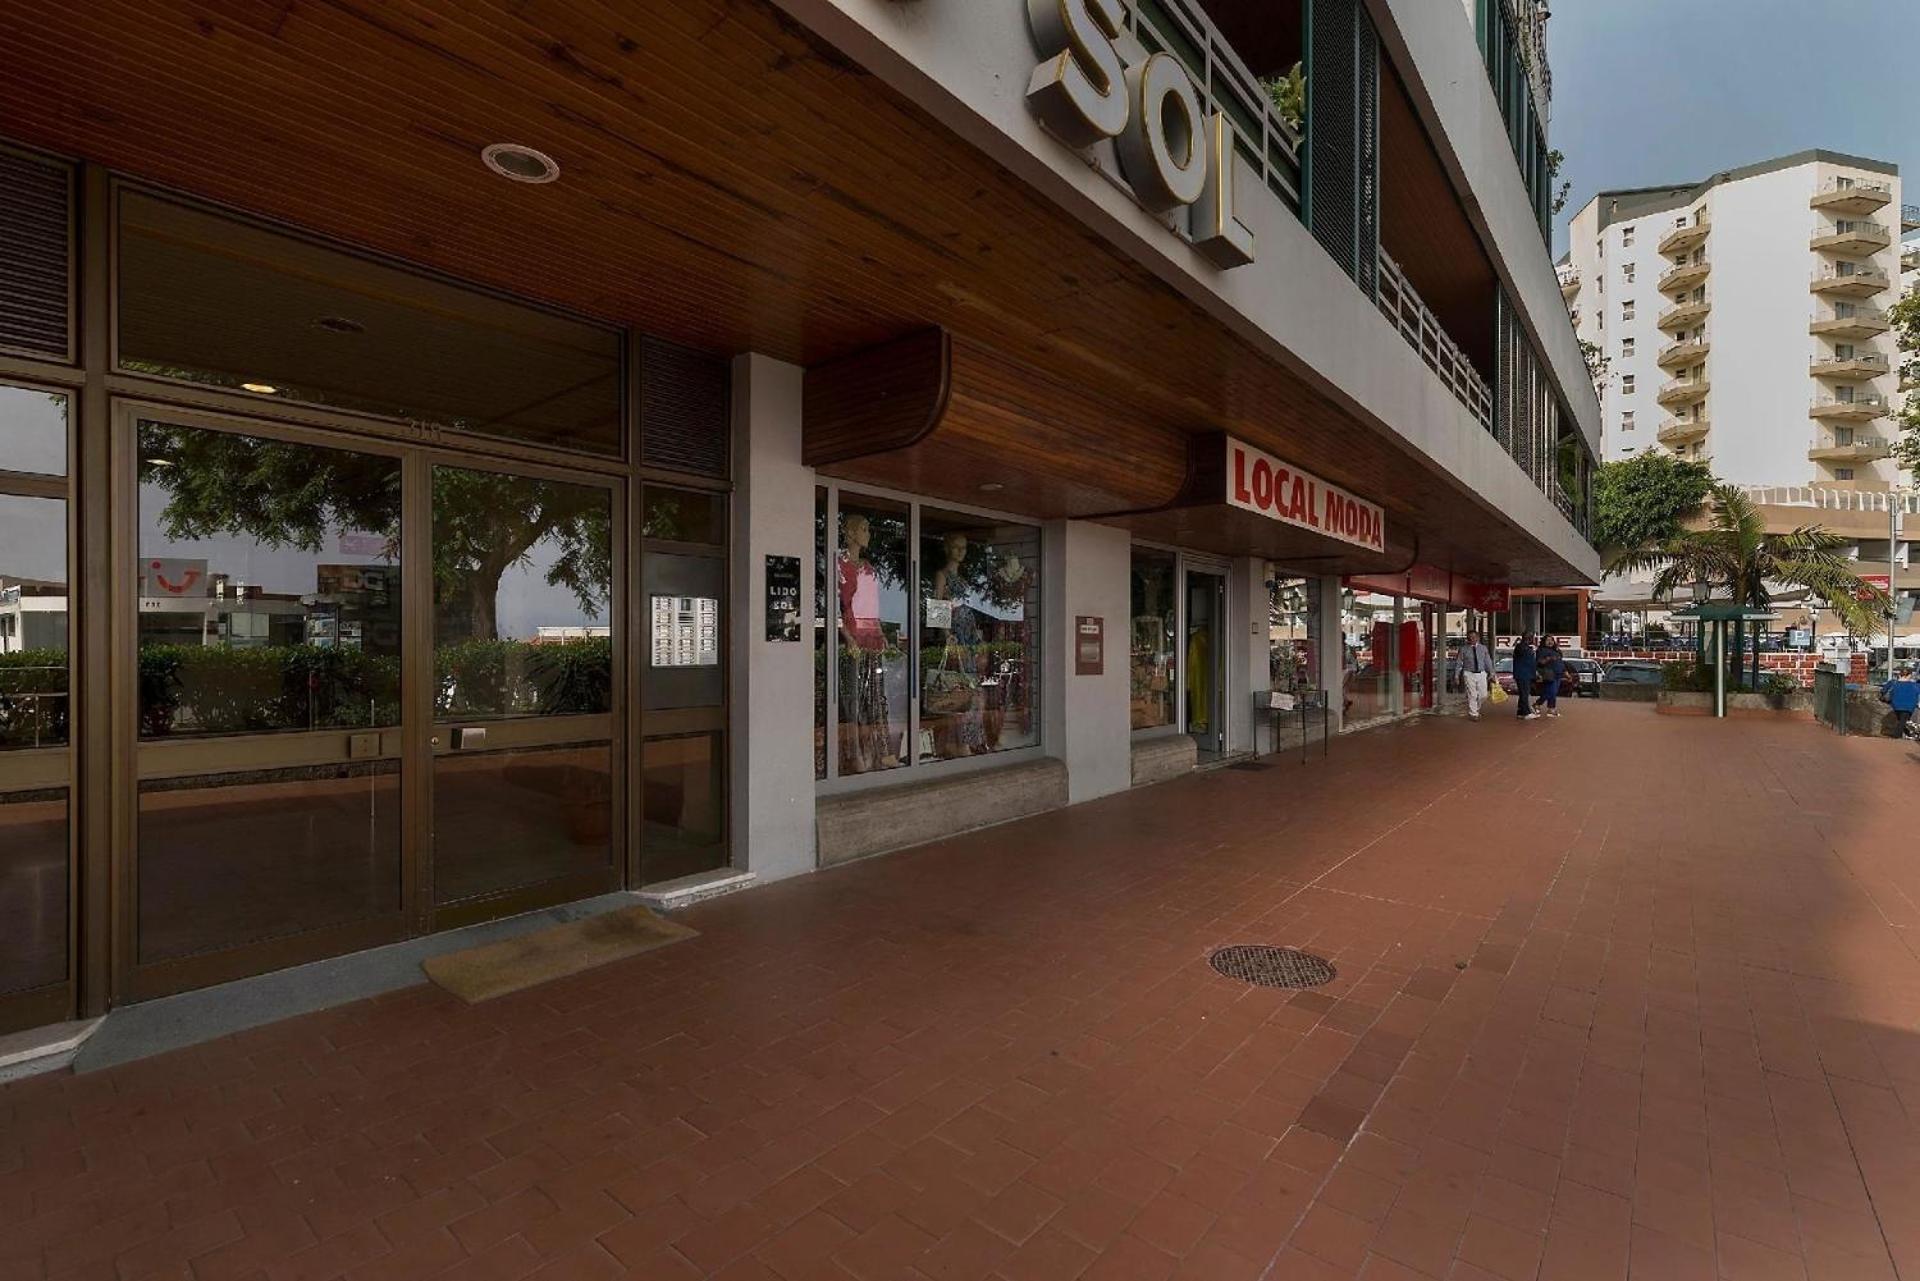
[1549,0,1920,256]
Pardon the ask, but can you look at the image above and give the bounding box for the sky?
[1548,0,1920,257]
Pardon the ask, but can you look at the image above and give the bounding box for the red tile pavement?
[4,702,1920,1281]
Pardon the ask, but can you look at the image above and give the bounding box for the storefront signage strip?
[1224,438,1385,554]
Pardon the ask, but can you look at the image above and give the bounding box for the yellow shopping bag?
[1487,682,1508,705]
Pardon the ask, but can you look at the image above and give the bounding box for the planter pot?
[1656,690,1812,719]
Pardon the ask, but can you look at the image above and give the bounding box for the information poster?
[765,555,801,642]
[651,594,719,667]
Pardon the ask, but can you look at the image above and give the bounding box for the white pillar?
[1042,520,1131,803]
[729,354,816,883]
[1318,577,1346,734]
[1228,556,1266,755]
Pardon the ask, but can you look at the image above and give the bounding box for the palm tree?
[1615,484,1889,684]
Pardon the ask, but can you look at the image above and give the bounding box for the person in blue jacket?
[1512,633,1538,720]
[1537,636,1566,718]
[1882,667,1919,739]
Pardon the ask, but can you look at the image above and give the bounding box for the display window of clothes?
[834,498,909,775]
[1129,549,1176,730]
[918,510,1039,763]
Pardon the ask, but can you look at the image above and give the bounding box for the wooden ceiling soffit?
[802,328,1191,518]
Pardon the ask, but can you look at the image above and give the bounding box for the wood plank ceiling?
[0,0,1578,582]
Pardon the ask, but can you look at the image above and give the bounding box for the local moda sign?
[1224,438,1386,554]
[1026,0,1255,268]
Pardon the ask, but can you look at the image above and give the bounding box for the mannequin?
[927,531,982,758]
[837,514,897,771]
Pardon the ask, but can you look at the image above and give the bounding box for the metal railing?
[1809,431,1889,452]
[1740,485,1920,514]
[1376,250,1494,427]
[1810,352,1890,371]
[1813,663,1847,734]
[1812,219,1892,241]
[1120,0,1302,213]
[1813,304,1889,325]
[1811,394,1889,412]
[1817,177,1892,197]
[1659,337,1709,361]
[1903,202,1920,227]
[1658,376,1708,398]
[1812,266,1890,286]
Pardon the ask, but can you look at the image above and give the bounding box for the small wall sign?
[1076,615,1104,675]
[765,555,801,642]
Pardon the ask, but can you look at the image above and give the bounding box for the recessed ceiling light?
[482,143,560,185]
[979,482,1005,492]
[240,382,278,394]
[314,316,366,335]
[144,458,174,468]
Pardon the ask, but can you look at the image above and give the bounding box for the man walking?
[1512,633,1538,720]
[1461,631,1493,720]
[1881,666,1919,739]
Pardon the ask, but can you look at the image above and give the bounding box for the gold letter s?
[1027,0,1129,148]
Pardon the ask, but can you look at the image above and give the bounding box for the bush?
[138,643,401,735]
[1660,661,1715,692]
[0,648,68,748]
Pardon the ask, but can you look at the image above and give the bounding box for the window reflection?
[0,385,68,476]
[918,508,1039,761]
[433,467,612,718]
[0,788,66,995]
[1267,575,1321,696]
[136,423,401,737]
[1341,590,1396,727]
[1130,549,1176,730]
[0,495,68,749]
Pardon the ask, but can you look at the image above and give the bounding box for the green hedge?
[0,648,68,748]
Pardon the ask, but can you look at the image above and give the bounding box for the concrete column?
[729,354,816,883]
[1231,557,1268,754]
[1318,577,1346,734]
[1042,520,1131,803]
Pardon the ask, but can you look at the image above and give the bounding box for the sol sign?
[1026,0,1255,268]
[1224,437,1385,554]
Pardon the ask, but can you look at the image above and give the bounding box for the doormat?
[422,905,697,1003]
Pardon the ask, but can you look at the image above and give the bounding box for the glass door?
[127,412,408,998]
[1184,569,1227,758]
[0,383,74,1032]
[427,461,621,927]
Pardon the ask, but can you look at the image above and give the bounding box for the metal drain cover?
[1209,945,1336,989]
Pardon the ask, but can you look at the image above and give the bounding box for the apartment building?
[1562,150,1915,489]
[0,0,1595,1045]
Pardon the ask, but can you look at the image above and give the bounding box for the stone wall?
[1590,650,1867,688]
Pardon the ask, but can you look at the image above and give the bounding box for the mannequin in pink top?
[837,514,898,772]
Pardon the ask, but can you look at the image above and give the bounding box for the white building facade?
[1563,151,1914,490]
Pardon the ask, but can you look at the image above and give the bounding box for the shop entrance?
[1183,567,1228,758]
[121,405,626,999]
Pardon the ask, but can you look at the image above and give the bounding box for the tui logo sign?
[140,558,209,598]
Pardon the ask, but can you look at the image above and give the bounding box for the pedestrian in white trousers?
[1460,631,1494,720]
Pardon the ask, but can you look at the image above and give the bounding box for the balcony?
[1810,219,1893,254]
[1810,351,1890,379]
[1808,431,1892,463]
[1658,258,1711,293]
[1558,264,1580,297]
[1809,265,1891,298]
[1376,250,1493,428]
[1905,203,1920,231]
[1904,246,1919,273]
[1809,177,1892,215]
[1657,376,1710,407]
[1658,296,1712,331]
[1657,337,1710,370]
[1658,419,1710,447]
[1809,394,1890,422]
[1809,305,1891,339]
[1658,214,1709,256]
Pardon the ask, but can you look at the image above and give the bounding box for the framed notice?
[650,594,719,667]
[1075,615,1104,676]
[765,555,801,642]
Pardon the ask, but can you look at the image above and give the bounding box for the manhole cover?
[1209,945,1336,989]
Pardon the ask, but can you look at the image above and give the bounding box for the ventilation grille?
[1353,11,1380,298]
[1308,0,1358,279]
[639,338,730,479]
[0,149,75,362]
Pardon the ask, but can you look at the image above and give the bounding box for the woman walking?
[1512,634,1537,721]
[1537,636,1564,718]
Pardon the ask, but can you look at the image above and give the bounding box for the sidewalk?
[4,703,1919,1281]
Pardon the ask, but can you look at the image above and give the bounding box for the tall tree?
[1891,289,1919,478]
[1592,452,1713,568]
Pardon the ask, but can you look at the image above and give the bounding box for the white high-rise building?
[1562,150,1914,490]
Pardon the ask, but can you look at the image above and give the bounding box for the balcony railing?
[1810,219,1893,250]
[1809,394,1890,418]
[1808,431,1891,461]
[1904,202,1920,230]
[1658,258,1710,292]
[1377,250,1493,427]
[1558,265,1580,294]
[1809,304,1890,335]
[1657,337,1710,368]
[1809,265,1891,295]
[1809,178,1892,213]
[1658,214,1709,256]
[1810,352,1890,376]
[1119,0,1301,212]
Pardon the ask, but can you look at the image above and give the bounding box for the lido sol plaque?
[765,554,801,643]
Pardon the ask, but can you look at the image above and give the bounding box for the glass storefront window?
[136,424,402,737]
[1129,549,1176,731]
[117,191,623,456]
[1341,589,1396,728]
[816,487,1043,782]
[0,493,68,749]
[918,508,1039,762]
[0,383,67,476]
[835,494,909,775]
[1267,574,1320,697]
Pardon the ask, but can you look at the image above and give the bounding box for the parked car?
[1603,660,1663,687]
[1563,657,1603,697]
